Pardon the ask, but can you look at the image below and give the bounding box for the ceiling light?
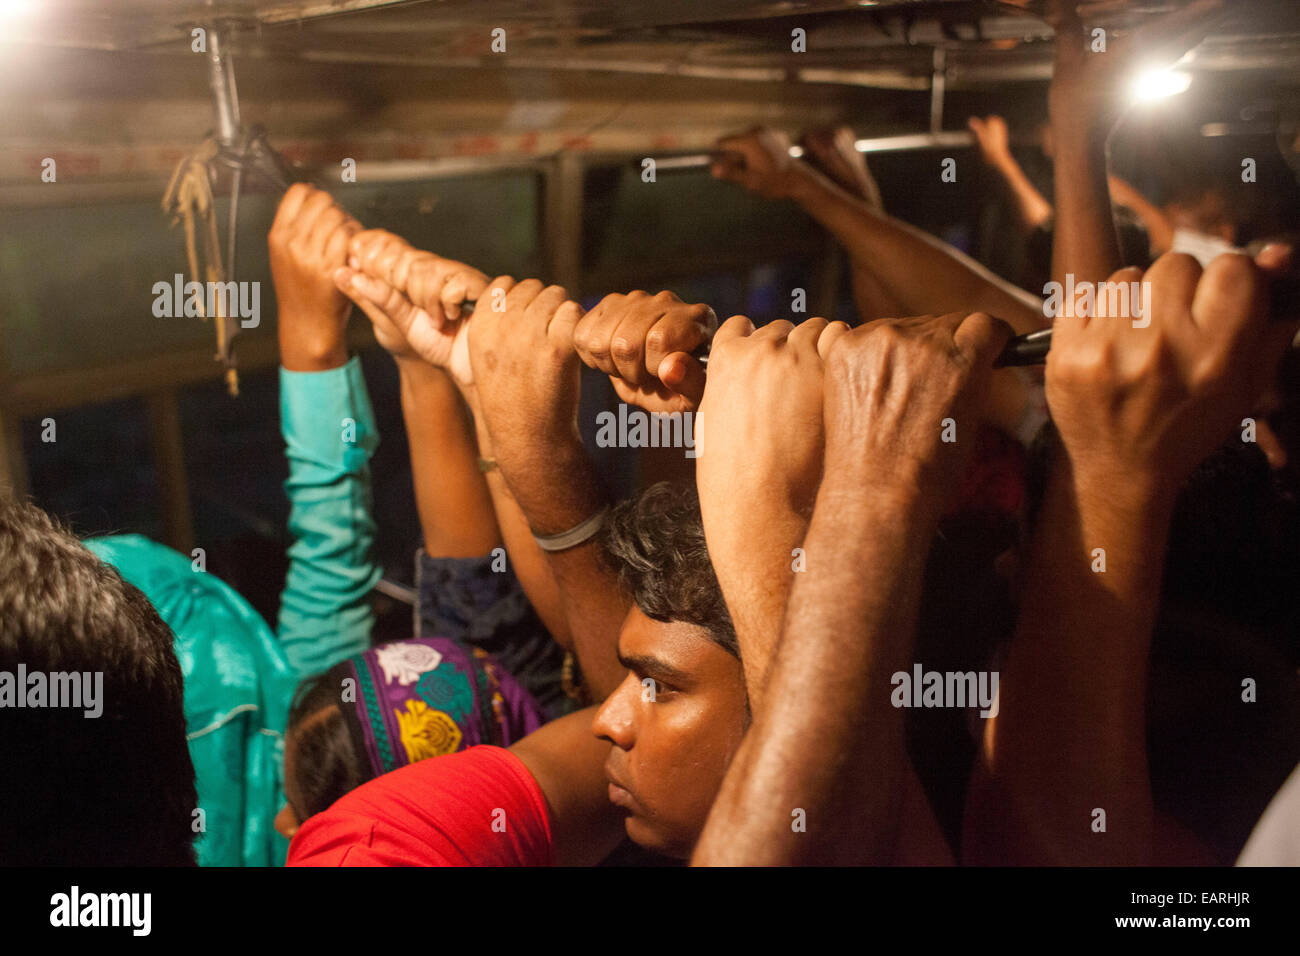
[1131,68,1193,103]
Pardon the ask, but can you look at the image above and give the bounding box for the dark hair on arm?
[0,494,197,866]
[599,482,739,659]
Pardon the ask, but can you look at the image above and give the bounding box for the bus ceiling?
[3,1,1299,86]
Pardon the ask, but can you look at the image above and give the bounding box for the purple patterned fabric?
[339,637,544,777]
[415,550,570,719]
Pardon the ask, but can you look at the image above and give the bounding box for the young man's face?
[591,607,748,859]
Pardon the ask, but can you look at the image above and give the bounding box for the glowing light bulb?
[1131,68,1192,103]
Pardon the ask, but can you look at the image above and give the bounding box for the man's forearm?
[397,359,501,558]
[494,429,629,698]
[459,386,572,647]
[694,477,937,865]
[709,507,809,711]
[544,539,633,699]
[989,152,1054,233]
[848,264,909,322]
[782,170,1036,437]
[786,165,1045,334]
[1050,121,1123,288]
[790,171,1036,439]
[980,457,1171,864]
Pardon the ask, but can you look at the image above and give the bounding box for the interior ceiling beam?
[4,0,1298,87]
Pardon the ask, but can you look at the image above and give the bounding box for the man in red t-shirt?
[288,484,752,867]
[289,460,953,868]
[289,253,953,867]
[287,708,622,866]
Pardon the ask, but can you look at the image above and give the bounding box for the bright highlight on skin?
[1131,68,1193,102]
[0,0,37,18]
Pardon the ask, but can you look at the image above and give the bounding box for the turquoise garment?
[85,356,382,866]
[277,356,382,681]
[84,534,298,868]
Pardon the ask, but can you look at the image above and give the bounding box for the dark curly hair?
[0,494,197,866]
[600,482,738,658]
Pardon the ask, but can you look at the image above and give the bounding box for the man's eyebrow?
[617,652,691,685]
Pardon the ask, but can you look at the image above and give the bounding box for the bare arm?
[459,384,571,645]
[693,315,847,707]
[971,250,1294,865]
[467,278,631,699]
[397,364,579,655]
[1047,4,1123,289]
[337,235,577,648]
[395,360,500,558]
[693,482,935,865]
[789,169,1044,332]
[969,453,1167,864]
[711,131,1040,439]
[969,115,1054,234]
[1047,0,1226,286]
[493,428,628,699]
[991,155,1055,234]
[693,310,1011,865]
[509,707,627,866]
[799,127,912,320]
[712,130,1045,335]
[1109,175,1174,255]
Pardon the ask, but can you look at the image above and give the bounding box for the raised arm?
[969,250,1296,865]
[1046,0,1225,288]
[692,314,847,705]
[693,310,1012,865]
[467,278,630,698]
[340,235,726,699]
[268,184,380,680]
[711,128,1041,439]
[799,126,910,321]
[1108,175,1175,257]
[343,234,498,558]
[968,115,1053,234]
[711,128,1046,334]
[334,232,572,649]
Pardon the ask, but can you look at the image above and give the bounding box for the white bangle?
[532,506,609,553]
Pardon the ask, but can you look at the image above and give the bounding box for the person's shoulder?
[288,746,553,867]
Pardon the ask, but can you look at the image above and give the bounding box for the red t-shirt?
[287,745,554,866]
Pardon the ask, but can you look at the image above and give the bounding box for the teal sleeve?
[277,356,381,681]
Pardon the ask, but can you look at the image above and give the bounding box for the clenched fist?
[335,229,488,385]
[1046,250,1298,494]
[269,184,362,370]
[573,290,714,414]
[822,312,1013,514]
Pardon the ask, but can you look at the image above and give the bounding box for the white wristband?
[532,506,610,553]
